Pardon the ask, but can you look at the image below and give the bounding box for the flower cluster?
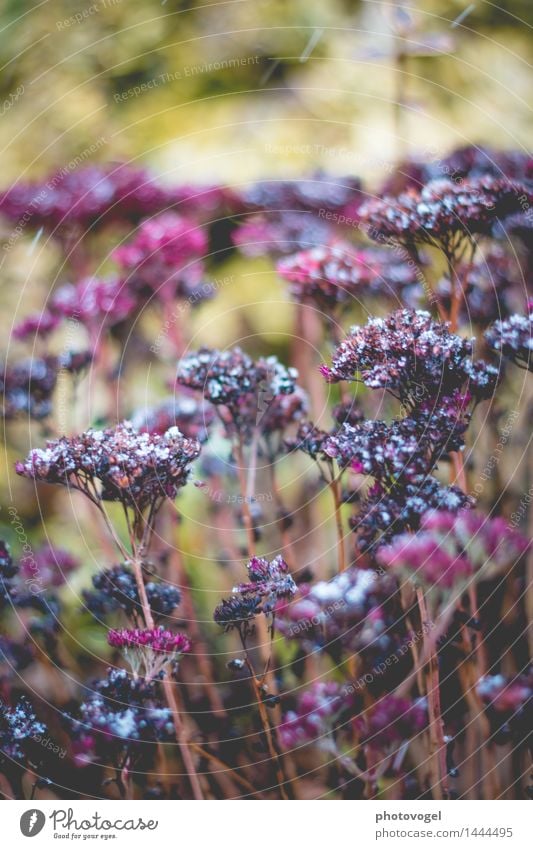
[83,563,181,621]
[0,697,46,763]
[277,243,420,313]
[0,163,175,235]
[16,422,200,514]
[1,353,90,420]
[353,477,471,552]
[114,212,208,303]
[359,177,532,257]
[323,415,465,483]
[131,396,215,442]
[71,669,175,763]
[354,695,427,750]
[485,302,533,371]
[477,672,532,744]
[108,626,190,679]
[279,681,346,750]
[176,346,301,441]
[214,555,296,632]
[321,309,498,407]
[378,510,529,591]
[19,544,79,588]
[278,567,395,653]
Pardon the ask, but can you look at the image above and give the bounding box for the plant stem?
[416,588,448,800]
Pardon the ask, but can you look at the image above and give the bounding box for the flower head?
[359,177,532,258]
[16,422,200,514]
[108,626,190,679]
[0,698,46,763]
[176,346,301,441]
[114,212,208,303]
[277,243,420,313]
[214,555,296,633]
[485,303,533,371]
[355,695,427,750]
[322,308,498,407]
[83,563,181,620]
[131,396,215,442]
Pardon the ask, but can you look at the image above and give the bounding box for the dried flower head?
[277,243,420,313]
[485,302,533,371]
[378,509,529,591]
[0,697,46,763]
[214,555,296,633]
[83,563,181,621]
[108,626,190,679]
[359,177,532,258]
[355,695,427,750]
[176,346,300,441]
[279,681,346,750]
[131,396,215,442]
[114,212,208,304]
[16,422,200,516]
[321,308,498,407]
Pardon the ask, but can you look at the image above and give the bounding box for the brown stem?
[162,675,204,800]
[234,438,256,559]
[240,634,290,800]
[417,588,449,800]
[130,554,204,799]
[330,477,346,573]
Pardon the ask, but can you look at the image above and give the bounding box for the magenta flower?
[280,681,346,750]
[355,695,427,750]
[114,212,208,304]
[108,627,190,679]
[277,243,420,312]
[378,509,529,591]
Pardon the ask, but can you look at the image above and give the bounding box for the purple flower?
[378,510,529,589]
[359,177,532,258]
[280,681,346,749]
[0,698,46,763]
[277,243,420,312]
[0,163,176,235]
[114,212,208,304]
[214,555,296,632]
[52,276,137,341]
[83,563,181,620]
[131,396,215,442]
[176,346,302,441]
[16,421,200,514]
[19,544,79,588]
[322,308,498,407]
[355,695,427,749]
[485,302,533,371]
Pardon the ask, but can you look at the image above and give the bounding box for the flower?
[72,669,175,762]
[214,555,296,633]
[176,346,301,441]
[353,477,472,552]
[51,276,137,340]
[277,243,420,313]
[16,422,200,514]
[114,212,209,304]
[377,510,529,590]
[107,626,190,678]
[359,177,532,258]
[19,544,79,588]
[323,415,466,483]
[0,698,46,763]
[279,681,346,749]
[131,396,215,442]
[0,163,175,235]
[355,695,427,749]
[321,308,498,407]
[83,563,181,620]
[485,302,533,371]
